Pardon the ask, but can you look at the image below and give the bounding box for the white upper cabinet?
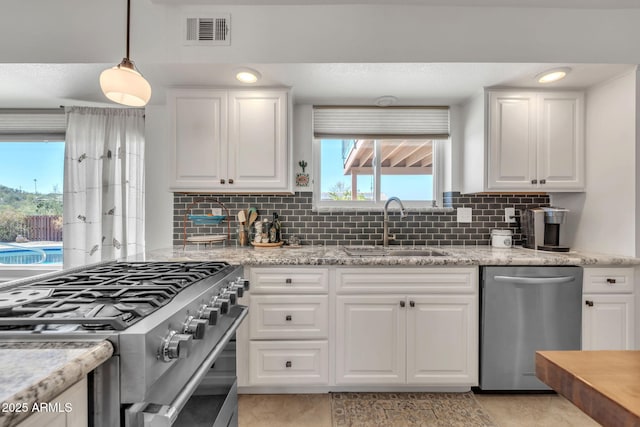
[168,88,291,193]
[536,92,584,190]
[487,92,537,189]
[463,89,584,193]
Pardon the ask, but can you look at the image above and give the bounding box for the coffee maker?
[522,207,570,252]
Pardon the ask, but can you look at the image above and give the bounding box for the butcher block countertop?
[536,350,640,427]
[0,341,113,427]
[140,245,640,266]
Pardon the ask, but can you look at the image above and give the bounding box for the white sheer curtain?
[63,107,145,268]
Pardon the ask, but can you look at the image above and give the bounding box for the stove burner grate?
[0,260,232,331]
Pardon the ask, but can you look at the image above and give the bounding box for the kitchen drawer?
[249,295,328,339]
[336,267,477,294]
[249,267,329,294]
[249,341,329,385]
[583,267,634,293]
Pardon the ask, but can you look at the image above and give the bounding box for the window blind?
[313,106,449,139]
[0,109,66,141]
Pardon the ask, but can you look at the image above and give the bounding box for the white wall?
[551,69,637,256]
[460,91,486,194]
[3,3,640,64]
[144,105,174,250]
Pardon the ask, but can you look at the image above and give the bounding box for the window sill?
[311,205,454,214]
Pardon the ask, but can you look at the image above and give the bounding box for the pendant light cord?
[126,0,131,60]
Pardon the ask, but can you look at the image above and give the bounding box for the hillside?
[0,185,63,216]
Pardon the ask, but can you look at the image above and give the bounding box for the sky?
[0,142,65,194]
[320,140,432,200]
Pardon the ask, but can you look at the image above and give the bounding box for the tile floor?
[238,392,600,427]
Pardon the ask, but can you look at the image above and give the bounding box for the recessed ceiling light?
[374,96,398,107]
[536,67,572,84]
[235,68,261,84]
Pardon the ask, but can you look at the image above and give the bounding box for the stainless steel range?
[0,260,249,427]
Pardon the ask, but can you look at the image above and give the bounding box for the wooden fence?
[25,215,63,242]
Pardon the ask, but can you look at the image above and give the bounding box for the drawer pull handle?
[606,278,617,284]
[400,300,405,308]
[285,278,292,284]
[285,315,292,321]
[220,179,225,184]
[228,178,234,184]
[409,301,415,308]
[285,361,292,368]
[585,300,594,307]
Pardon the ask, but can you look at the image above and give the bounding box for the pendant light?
[100,0,151,106]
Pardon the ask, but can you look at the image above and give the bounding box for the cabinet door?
[335,295,405,384]
[537,92,584,190]
[487,92,537,190]
[582,294,635,350]
[228,90,289,191]
[169,90,227,190]
[406,295,477,385]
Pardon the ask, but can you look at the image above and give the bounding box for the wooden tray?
[251,241,284,248]
[187,235,227,244]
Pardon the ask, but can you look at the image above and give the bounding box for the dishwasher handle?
[493,275,576,285]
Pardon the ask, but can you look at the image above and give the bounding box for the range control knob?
[158,330,193,362]
[230,281,244,298]
[223,288,238,305]
[182,315,207,339]
[211,295,229,314]
[236,278,250,291]
[197,304,219,325]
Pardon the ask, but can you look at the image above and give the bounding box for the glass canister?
[491,229,513,248]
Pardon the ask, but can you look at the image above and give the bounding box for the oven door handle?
[125,306,248,427]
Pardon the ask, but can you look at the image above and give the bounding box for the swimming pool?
[0,246,63,264]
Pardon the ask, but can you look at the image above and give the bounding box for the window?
[312,106,449,210]
[0,110,65,267]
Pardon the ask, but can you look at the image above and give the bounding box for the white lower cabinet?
[241,267,330,389]
[336,296,406,384]
[582,267,635,350]
[335,267,478,387]
[16,377,87,427]
[335,294,476,386]
[249,341,329,385]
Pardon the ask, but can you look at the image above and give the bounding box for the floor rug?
[331,392,497,427]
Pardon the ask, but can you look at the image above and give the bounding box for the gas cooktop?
[0,261,233,332]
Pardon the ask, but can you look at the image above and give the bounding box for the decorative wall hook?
[298,160,308,172]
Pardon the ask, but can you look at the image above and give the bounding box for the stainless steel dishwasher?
[480,266,583,391]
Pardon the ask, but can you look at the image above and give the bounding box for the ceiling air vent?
[185,15,230,46]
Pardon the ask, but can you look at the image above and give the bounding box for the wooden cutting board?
[536,350,640,426]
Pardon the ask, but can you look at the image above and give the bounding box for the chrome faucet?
[383,196,408,246]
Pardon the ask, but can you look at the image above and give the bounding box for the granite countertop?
[0,341,113,427]
[139,245,640,266]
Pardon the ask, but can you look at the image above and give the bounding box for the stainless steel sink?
[385,249,448,257]
[342,246,448,257]
[342,246,388,256]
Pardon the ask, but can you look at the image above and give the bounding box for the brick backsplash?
[173,192,549,247]
[173,192,549,246]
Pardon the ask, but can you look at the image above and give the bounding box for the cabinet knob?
[540,179,546,184]
[228,178,234,184]
[606,278,617,284]
[409,301,415,308]
[285,361,292,368]
[285,278,292,284]
[220,179,226,184]
[531,179,538,184]
[400,300,405,308]
[285,315,292,321]
[585,300,594,307]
